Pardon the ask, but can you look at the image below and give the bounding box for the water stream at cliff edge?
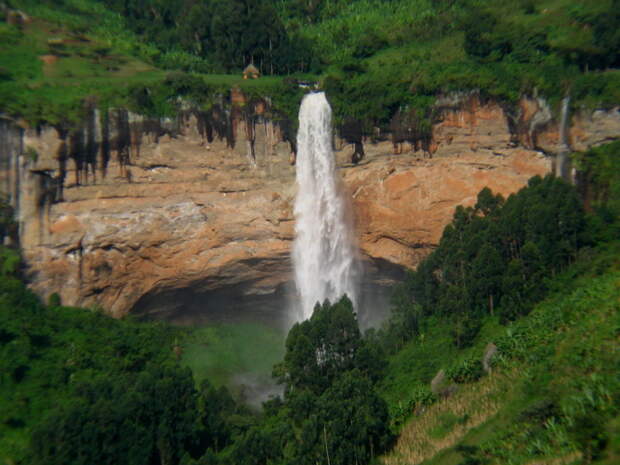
[292,92,359,322]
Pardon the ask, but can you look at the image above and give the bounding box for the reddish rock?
[344,145,550,266]
[3,96,618,318]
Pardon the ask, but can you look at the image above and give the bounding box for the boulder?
[483,342,498,373]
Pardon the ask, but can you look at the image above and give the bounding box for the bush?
[47,292,61,308]
[0,247,20,276]
[446,356,484,384]
[25,146,38,163]
[0,23,22,45]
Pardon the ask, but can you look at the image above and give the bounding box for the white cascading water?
[292,92,359,321]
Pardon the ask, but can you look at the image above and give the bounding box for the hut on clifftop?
[243,63,260,79]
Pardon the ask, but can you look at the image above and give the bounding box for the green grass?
[181,322,286,390]
[379,314,506,429]
[428,412,468,440]
[289,0,620,128]
[6,0,620,131]
[379,319,455,409]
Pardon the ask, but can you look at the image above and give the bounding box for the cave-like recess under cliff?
[131,256,405,330]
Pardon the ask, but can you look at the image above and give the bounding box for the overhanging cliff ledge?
[1,92,618,320]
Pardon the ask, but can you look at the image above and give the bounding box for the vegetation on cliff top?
[0,0,307,126]
[2,0,620,131]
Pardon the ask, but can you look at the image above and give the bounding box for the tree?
[285,369,391,465]
[177,1,214,55]
[31,365,198,465]
[269,296,392,465]
[475,187,504,217]
[193,380,237,455]
[393,175,585,347]
[209,0,289,72]
[277,296,363,395]
[500,258,527,322]
[471,243,504,315]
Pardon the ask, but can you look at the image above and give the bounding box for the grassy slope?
[0,2,295,126]
[380,242,620,465]
[5,0,620,128]
[1,1,160,123]
[290,0,620,124]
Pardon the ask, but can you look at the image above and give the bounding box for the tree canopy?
[387,175,586,348]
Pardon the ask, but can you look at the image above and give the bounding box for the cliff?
[1,94,618,324]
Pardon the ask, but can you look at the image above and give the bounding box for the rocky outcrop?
[1,93,618,322]
[12,111,297,320]
[345,145,550,266]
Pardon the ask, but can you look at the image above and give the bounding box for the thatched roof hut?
[243,64,260,79]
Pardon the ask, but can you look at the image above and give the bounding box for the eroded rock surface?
[345,145,550,267]
[1,95,618,322]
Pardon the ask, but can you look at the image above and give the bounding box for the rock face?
[345,145,549,266]
[1,94,619,323]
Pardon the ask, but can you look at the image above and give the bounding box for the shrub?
[25,146,38,163]
[0,247,20,276]
[447,356,484,384]
[48,292,61,308]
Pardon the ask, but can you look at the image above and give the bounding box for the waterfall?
[292,92,359,321]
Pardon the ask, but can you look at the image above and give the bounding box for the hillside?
[380,243,619,465]
[377,141,620,464]
[0,0,301,127]
[2,0,620,129]
[286,0,620,124]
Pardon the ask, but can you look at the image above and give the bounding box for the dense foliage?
[101,0,310,75]
[0,1,307,127]
[382,246,620,464]
[3,0,620,130]
[226,297,392,465]
[0,267,193,463]
[385,175,586,349]
[574,140,620,240]
[0,264,391,465]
